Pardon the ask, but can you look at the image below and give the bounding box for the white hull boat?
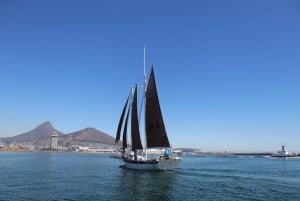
[271,145,298,158]
[124,157,181,171]
[115,51,181,171]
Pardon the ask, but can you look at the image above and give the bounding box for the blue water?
[0,152,299,201]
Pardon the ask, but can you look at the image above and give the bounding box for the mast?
[143,46,148,159]
[144,46,146,92]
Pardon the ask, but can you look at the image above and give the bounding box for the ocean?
[0,152,299,201]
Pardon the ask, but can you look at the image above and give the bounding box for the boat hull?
[271,155,299,158]
[123,157,181,171]
[271,146,299,157]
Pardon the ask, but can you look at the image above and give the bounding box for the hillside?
[0,122,115,149]
[1,121,64,144]
[60,127,115,146]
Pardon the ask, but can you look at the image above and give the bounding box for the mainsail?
[122,106,130,151]
[145,67,170,148]
[131,85,143,150]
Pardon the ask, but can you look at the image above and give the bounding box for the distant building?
[50,133,58,151]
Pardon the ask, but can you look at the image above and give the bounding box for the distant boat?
[117,57,181,170]
[271,145,298,157]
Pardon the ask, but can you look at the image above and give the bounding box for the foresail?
[131,85,143,150]
[145,67,170,148]
[115,97,129,144]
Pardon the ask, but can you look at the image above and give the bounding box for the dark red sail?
[122,106,130,151]
[115,97,129,144]
[131,85,143,150]
[145,67,170,148]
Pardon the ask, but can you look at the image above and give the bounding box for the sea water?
[0,152,299,201]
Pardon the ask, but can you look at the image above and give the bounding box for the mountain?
[1,121,64,144]
[60,127,115,146]
[0,122,115,149]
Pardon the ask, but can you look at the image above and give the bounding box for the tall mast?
[144,46,146,94]
[143,46,148,159]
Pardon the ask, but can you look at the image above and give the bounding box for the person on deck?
[163,149,171,159]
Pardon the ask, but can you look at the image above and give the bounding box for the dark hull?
[123,157,181,171]
[271,155,299,158]
[123,158,158,164]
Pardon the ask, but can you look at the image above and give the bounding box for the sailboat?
[116,64,181,171]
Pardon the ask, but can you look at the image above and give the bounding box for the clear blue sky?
[0,0,299,152]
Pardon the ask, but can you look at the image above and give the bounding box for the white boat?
[271,145,298,157]
[124,155,181,171]
[116,50,181,170]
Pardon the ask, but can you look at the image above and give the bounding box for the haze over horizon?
[1,1,299,152]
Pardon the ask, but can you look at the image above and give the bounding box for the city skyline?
[1,1,300,152]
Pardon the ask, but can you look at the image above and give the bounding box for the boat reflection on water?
[112,166,177,201]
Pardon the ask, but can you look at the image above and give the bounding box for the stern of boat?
[157,156,181,171]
